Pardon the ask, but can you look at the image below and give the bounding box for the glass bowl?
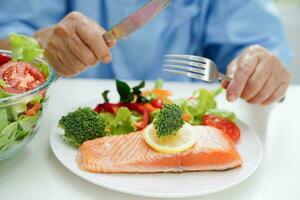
[0,50,56,161]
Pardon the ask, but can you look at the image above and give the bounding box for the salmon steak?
[77,126,242,173]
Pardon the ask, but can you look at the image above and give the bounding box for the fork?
[163,54,231,83]
[163,54,285,103]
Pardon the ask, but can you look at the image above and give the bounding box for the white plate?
[50,101,263,198]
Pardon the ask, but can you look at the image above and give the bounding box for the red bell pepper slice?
[0,53,11,66]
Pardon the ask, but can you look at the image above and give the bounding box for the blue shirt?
[0,0,292,81]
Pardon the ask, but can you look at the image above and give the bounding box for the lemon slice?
[143,123,198,154]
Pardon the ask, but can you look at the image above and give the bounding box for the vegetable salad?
[0,33,51,153]
[60,79,240,148]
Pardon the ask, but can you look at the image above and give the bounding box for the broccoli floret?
[153,104,184,137]
[59,107,105,147]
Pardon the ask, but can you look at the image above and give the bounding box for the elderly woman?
[0,0,292,104]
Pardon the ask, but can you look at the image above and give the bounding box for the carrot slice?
[182,114,190,122]
[144,103,157,113]
[25,103,42,116]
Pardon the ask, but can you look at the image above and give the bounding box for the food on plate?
[77,126,242,173]
[202,115,240,142]
[59,108,106,147]
[59,79,242,173]
[152,104,184,137]
[143,123,199,154]
[0,33,51,153]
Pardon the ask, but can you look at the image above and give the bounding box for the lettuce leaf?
[100,107,136,135]
[0,122,18,153]
[175,87,227,125]
[9,32,44,63]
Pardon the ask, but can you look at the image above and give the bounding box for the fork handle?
[217,72,231,82]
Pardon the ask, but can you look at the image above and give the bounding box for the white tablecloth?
[0,79,299,200]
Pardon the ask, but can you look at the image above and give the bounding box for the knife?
[102,0,172,42]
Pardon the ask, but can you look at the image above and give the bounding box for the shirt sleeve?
[203,0,293,73]
[0,0,68,39]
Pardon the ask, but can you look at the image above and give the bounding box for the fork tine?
[163,64,206,75]
[164,59,206,70]
[163,69,208,81]
[165,54,209,64]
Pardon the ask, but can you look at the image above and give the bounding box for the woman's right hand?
[35,11,116,76]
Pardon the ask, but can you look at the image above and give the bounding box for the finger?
[240,55,272,100]
[246,73,278,104]
[76,21,112,63]
[55,36,86,74]
[222,58,238,89]
[226,49,260,101]
[45,49,74,76]
[56,51,79,76]
[66,35,98,66]
[107,39,117,48]
[261,83,289,105]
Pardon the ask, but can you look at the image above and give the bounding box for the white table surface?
[0,79,299,200]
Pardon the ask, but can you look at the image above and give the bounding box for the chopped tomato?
[150,99,163,109]
[0,53,11,66]
[202,115,240,142]
[25,103,42,116]
[0,61,46,94]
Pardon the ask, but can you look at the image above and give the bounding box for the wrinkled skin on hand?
[41,12,116,76]
[222,45,291,105]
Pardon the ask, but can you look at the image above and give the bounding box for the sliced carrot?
[25,103,42,116]
[152,89,172,97]
[144,103,157,113]
[182,114,190,122]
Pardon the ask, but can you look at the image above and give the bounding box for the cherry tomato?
[0,61,46,94]
[202,115,240,141]
[150,99,163,109]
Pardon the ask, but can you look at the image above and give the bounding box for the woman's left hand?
[223,45,291,105]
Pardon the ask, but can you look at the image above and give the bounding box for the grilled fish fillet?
[77,126,242,173]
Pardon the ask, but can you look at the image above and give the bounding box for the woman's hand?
[223,45,291,105]
[35,12,116,76]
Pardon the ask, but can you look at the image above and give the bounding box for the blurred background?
[276,0,300,84]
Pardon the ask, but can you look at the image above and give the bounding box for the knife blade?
[102,0,172,42]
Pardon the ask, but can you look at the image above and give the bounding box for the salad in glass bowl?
[0,33,55,160]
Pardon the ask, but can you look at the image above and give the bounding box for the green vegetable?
[154,79,163,89]
[16,112,41,140]
[37,62,50,78]
[9,32,44,62]
[0,80,7,88]
[19,111,41,132]
[175,87,222,125]
[153,104,184,137]
[116,79,148,103]
[0,122,18,153]
[102,90,110,103]
[0,33,49,154]
[59,107,106,148]
[205,109,236,122]
[100,107,136,135]
[0,108,9,133]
